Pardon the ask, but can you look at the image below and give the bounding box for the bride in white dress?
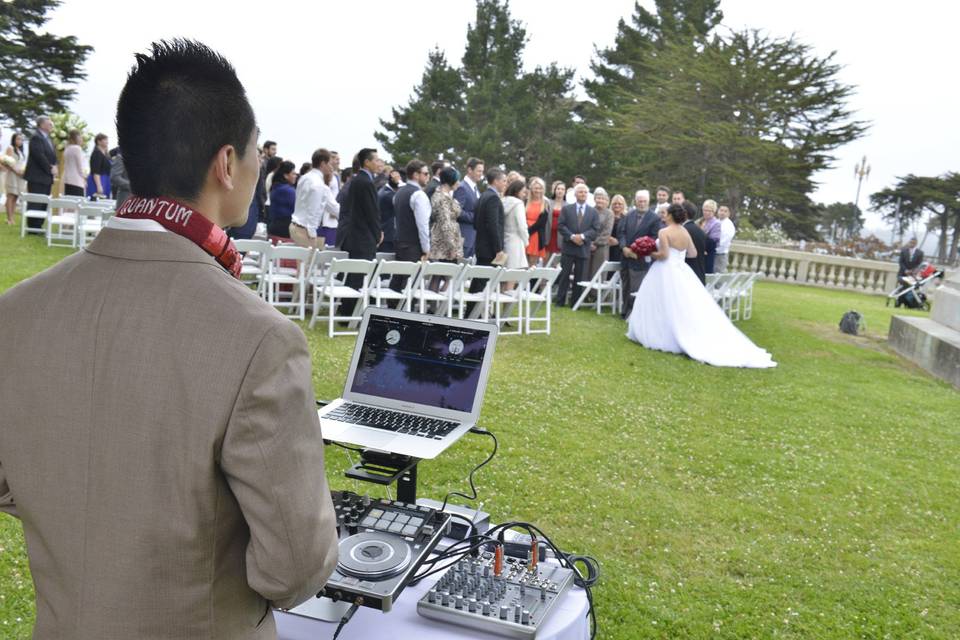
[626,204,777,368]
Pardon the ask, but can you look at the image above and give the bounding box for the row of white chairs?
[233,240,563,338]
[18,193,115,249]
[706,272,762,321]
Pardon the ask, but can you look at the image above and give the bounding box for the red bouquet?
[629,236,657,258]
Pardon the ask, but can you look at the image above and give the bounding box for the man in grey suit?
[618,189,661,317]
[0,40,337,639]
[556,183,601,306]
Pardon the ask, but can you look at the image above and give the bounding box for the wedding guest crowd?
[2,117,743,298]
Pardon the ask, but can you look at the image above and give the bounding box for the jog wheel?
[337,531,412,580]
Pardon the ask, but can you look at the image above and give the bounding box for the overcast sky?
[40,0,960,236]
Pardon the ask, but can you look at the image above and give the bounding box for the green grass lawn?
[1,217,958,638]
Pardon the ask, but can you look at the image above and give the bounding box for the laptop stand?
[319,400,421,503]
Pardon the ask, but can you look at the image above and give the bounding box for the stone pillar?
[888,269,960,388]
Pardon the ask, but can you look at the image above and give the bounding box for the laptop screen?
[349,314,491,413]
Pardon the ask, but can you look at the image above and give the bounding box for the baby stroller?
[886,264,944,310]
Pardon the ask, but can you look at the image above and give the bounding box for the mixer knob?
[522,610,531,625]
[483,565,490,577]
[499,605,509,620]
[482,603,491,616]
[362,495,371,507]
[540,588,547,601]
[427,589,437,604]
[468,598,478,613]
[455,596,464,610]
[514,605,522,621]
[442,593,451,606]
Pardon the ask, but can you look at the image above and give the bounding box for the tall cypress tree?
[0,0,92,130]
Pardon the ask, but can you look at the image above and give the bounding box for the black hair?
[572,174,586,183]
[262,140,276,150]
[439,166,460,187]
[116,39,256,200]
[357,148,377,168]
[466,157,484,170]
[505,179,526,198]
[270,160,296,190]
[406,159,426,179]
[430,160,446,175]
[10,132,24,157]
[264,155,282,175]
[311,148,331,169]
[299,162,312,177]
[94,133,108,144]
[667,203,687,224]
[681,200,698,220]
[656,185,671,194]
[485,167,505,184]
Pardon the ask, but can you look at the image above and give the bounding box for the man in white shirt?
[715,205,736,273]
[290,148,339,248]
[389,159,432,297]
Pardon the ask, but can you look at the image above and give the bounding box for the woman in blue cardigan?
[268,161,297,243]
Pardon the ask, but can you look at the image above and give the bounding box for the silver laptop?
[319,307,498,459]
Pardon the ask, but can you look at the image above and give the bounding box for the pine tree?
[0,0,92,130]
[871,173,960,261]
[375,48,466,168]
[375,0,583,180]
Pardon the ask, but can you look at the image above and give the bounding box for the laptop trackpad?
[349,429,395,449]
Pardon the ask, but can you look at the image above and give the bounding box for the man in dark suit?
[898,238,924,276]
[556,183,602,306]
[24,116,58,230]
[681,200,707,285]
[340,148,382,314]
[473,167,506,267]
[377,168,401,253]
[618,189,661,317]
[424,160,445,200]
[454,157,484,258]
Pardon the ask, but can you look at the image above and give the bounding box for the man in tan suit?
[0,40,338,638]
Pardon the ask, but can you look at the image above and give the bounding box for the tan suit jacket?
[0,228,338,639]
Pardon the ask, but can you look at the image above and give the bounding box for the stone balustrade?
[728,242,899,295]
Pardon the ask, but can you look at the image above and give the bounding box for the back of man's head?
[431,160,445,176]
[485,167,505,185]
[311,148,331,169]
[116,39,256,201]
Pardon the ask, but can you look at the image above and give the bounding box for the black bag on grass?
[839,310,864,335]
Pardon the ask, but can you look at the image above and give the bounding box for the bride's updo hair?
[666,203,687,224]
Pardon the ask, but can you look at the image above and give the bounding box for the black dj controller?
[319,490,451,612]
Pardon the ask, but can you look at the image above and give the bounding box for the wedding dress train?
[626,246,777,368]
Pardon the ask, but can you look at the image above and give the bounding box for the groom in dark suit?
[24,116,58,230]
[618,189,660,317]
[340,147,382,314]
[556,183,601,306]
[681,200,707,285]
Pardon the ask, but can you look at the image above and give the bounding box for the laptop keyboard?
[326,403,460,440]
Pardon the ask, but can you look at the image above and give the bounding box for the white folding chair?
[520,267,561,335]
[736,272,762,320]
[367,260,421,310]
[234,239,271,295]
[572,261,622,315]
[707,272,735,303]
[375,252,397,262]
[310,258,376,337]
[46,196,84,248]
[490,269,535,335]
[453,265,503,321]
[262,245,313,319]
[544,253,561,269]
[410,262,463,317]
[19,193,51,238]
[721,273,751,321]
[75,205,106,248]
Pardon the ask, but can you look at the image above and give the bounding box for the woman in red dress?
[544,180,566,260]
